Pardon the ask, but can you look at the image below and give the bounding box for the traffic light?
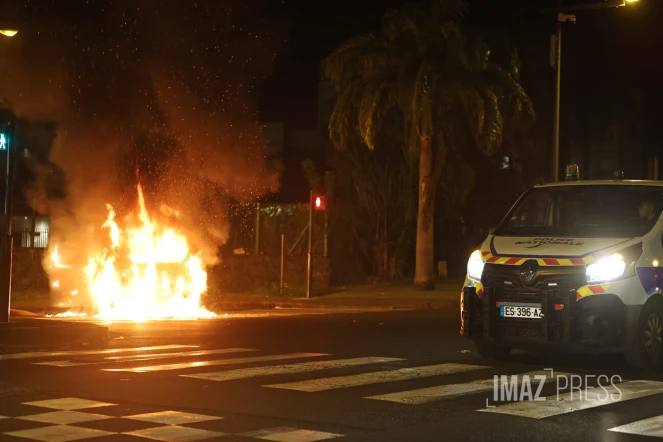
[314,195,326,210]
[0,132,8,151]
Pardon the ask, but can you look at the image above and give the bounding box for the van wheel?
[624,301,663,371]
[474,339,512,360]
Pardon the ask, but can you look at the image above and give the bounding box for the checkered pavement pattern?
[0,397,343,441]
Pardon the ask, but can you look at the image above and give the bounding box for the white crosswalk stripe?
[264,363,488,392]
[0,345,197,361]
[105,352,330,373]
[364,370,566,404]
[609,414,663,437]
[478,380,663,419]
[239,426,342,441]
[182,357,405,382]
[35,361,105,367]
[33,348,257,367]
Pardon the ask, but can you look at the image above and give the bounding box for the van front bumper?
[461,285,641,353]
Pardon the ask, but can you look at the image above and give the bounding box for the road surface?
[2,310,663,441]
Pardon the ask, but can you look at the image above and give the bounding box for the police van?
[460,176,663,370]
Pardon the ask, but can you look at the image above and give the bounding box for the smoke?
[1,0,286,250]
[0,0,288,306]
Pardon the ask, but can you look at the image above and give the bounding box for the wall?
[11,248,49,291]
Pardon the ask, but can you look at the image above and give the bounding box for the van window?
[496,185,663,238]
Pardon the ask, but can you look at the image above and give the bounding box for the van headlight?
[467,250,485,281]
[586,253,626,284]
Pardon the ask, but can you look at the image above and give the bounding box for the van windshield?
[494,185,663,238]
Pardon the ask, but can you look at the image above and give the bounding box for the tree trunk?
[414,134,435,290]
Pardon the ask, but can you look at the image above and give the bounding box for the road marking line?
[478,380,663,419]
[105,353,330,373]
[34,361,103,367]
[125,411,222,425]
[609,414,663,437]
[123,425,225,441]
[239,426,343,441]
[5,425,114,441]
[23,398,116,410]
[264,363,488,392]
[183,357,405,382]
[105,348,256,362]
[18,410,112,425]
[33,348,257,367]
[365,370,568,404]
[0,344,197,361]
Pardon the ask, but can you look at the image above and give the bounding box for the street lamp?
[0,28,17,322]
[548,0,638,182]
[0,124,13,323]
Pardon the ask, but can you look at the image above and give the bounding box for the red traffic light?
[314,195,326,210]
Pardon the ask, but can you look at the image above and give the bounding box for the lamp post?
[0,123,14,323]
[306,191,313,299]
[547,0,638,182]
[0,29,17,323]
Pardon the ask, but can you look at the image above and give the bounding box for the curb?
[9,300,460,316]
[209,300,459,312]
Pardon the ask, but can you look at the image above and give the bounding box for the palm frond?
[382,7,423,43]
[484,65,535,124]
[358,80,391,150]
[478,88,504,156]
[321,33,391,88]
[328,80,363,150]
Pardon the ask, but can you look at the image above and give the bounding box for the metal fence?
[14,228,49,248]
[223,203,326,257]
[11,216,50,249]
[7,204,325,253]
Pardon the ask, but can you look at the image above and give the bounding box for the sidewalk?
[9,280,462,314]
[205,280,462,312]
[2,281,460,351]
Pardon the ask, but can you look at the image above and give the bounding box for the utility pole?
[0,30,17,322]
[544,0,638,182]
[254,202,260,255]
[552,15,563,183]
[0,122,15,322]
[280,234,285,295]
[306,190,313,299]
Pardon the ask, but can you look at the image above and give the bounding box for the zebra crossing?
[6,344,663,437]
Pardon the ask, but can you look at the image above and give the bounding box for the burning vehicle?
[46,184,215,320]
[48,242,88,312]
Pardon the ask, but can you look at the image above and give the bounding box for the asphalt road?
[2,310,663,442]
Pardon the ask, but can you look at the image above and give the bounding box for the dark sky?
[260,0,663,159]
[1,0,662,152]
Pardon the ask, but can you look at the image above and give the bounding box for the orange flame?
[51,184,215,320]
[51,246,71,269]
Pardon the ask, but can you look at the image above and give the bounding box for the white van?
[460,180,663,370]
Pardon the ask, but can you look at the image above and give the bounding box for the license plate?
[500,305,543,319]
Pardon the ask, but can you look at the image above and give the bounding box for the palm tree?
[322,0,533,289]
